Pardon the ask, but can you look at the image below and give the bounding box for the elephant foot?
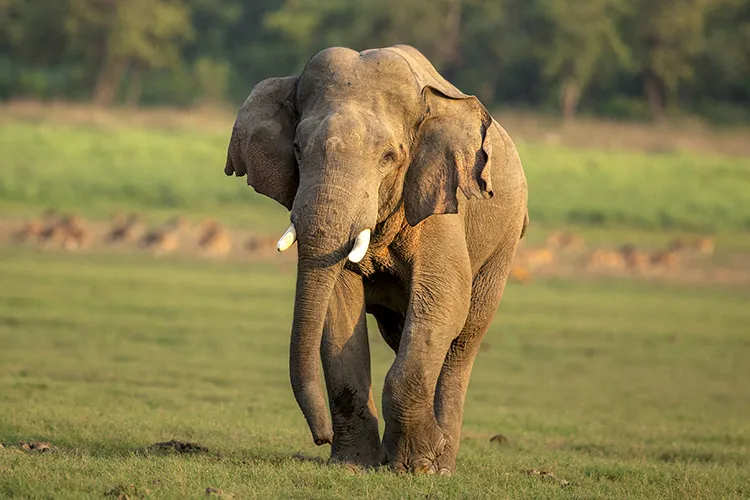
[329,449,379,469]
[329,431,381,468]
[380,424,456,475]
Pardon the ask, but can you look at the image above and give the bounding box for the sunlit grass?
[1,247,748,499]
[2,121,750,232]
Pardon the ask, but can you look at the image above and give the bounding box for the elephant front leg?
[380,261,472,474]
[434,243,518,472]
[321,268,380,467]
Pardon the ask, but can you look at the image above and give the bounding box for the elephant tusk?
[277,223,297,252]
[348,229,371,263]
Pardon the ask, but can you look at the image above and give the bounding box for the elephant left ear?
[404,86,497,227]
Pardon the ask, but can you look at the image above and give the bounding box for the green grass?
[2,121,750,232]
[1,246,748,499]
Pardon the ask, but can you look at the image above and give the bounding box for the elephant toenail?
[391,461,407,474]
[436,435,449,454]
[411,459,436,474]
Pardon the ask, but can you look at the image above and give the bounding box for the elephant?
[224,44,529,474]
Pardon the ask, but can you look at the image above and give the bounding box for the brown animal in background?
[585,249,626,270]
[106,212,141,244]
[58,215,91,250]
[141,216,188,255]
[667,238,686,252]
[667,236,715,257]
[692,237,715,256]
[650,249,681,270]
[620,245,650,272]
[198,219,232,257]
[245,235,279,253]
[509,264,532,285]
[515,247,556,269]
[38,211,67,245]
[546,230,585,252]
[15,210,59,243]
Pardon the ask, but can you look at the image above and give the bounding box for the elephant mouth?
[276,222,371,263]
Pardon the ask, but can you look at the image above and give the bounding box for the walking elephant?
[224,44,528,474]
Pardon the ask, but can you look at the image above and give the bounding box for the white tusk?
[348,229,371,263]
[277,223,297,252]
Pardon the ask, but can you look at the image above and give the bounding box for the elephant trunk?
[286,177,377,446]
[289,259,343,446]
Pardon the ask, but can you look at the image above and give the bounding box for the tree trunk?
[93,57,127,106]
[644,70,666,122]
[560,78,581,122]
[125,64,144,107]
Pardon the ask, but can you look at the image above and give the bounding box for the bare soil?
[147,440,208,454]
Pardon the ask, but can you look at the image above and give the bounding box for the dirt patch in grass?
[147,440,209,455]
[104,483,151,500]
[1,441,55,453]
[205,487,234,497]
[523,469,571,488]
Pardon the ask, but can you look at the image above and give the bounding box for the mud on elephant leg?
[321,269,380,466]
[433,245,518,473]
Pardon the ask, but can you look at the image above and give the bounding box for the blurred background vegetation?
[1,0,749,124]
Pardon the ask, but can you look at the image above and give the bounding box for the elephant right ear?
[225,76,299,210]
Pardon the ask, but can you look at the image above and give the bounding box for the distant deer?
[650,249,681,270]
[141,216,189,255]
[585,249,626,271]
[198,219,232,258]
[692,237,715,256]
[546,230,585,252]
[509,264,532,285]
[620,244,650,272]
[58,215,91,250]
[15,209,59,243]
[106,212,141,244]
[515,247,556,269]
[245,235,280,254]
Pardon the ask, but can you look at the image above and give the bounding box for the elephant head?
[225,45,498,446]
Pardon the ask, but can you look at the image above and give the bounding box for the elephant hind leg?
[322,269,380,467]
[433,239,520,472]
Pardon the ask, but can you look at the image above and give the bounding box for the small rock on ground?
[490,434,510,445]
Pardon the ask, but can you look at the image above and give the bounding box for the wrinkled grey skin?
[224,45,528,474]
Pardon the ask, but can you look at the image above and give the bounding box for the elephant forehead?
[298,47,420,110]
[299,110,393,153]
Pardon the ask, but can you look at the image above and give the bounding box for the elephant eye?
[382,148,397,164]
[293,142,301,160]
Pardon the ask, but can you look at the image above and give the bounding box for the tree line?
[1,0,748,123]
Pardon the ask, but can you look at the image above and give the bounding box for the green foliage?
[0,0,748,120]
[531,0,632,117]
[1,247,748,498]
[193,57,230,103]
[2,120,750,232]
[106,0,193,70]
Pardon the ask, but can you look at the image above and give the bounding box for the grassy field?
[1,105,749,498]
[2,115,750,233]
[0,246,748,499]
